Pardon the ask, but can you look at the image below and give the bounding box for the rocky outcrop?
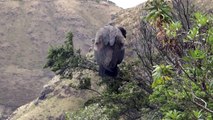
[8,68,102,120]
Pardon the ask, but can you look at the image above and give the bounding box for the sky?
[110,0,147,9]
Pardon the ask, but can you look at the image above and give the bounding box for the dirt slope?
[0,0,120,119]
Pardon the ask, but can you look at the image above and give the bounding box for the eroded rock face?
[8,68,103,120]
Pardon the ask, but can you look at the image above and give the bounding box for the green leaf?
[187,27,199,40]
[193,110,202,119]
[194,12,208,27]
[152,65,173,88]
[164,110,182,119]
[189,49,206,59]
[146,9,158,21]
[207,27,213,45]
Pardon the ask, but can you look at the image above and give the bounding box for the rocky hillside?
[8,68,102,120]
[114,4,144,58]
[4,0,213,119]
[0,0,120,119]
[7,2,147,120]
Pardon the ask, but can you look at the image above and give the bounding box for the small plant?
[67,104,112,120]
[145,0,172,28]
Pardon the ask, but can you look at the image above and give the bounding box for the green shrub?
[67,104,113,120]
[44,32,85,77]
[149,11,213,120]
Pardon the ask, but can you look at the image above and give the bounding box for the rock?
[38,85,54,100]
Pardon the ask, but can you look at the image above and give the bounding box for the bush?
[149,12,213,119]
[143,0,213,119]
[66,103,116,120]
[44,32,86,77]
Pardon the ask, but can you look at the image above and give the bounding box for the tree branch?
[191,92,213,114]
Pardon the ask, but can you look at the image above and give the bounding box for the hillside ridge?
[0,0,120,119]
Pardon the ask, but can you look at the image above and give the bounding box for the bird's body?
[94,25,126,77]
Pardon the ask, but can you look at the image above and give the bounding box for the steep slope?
[6,0,213,119]
[0,0,120,119]
[114,4,144,58]
[7,3,146,120]
[8,68,102,120]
